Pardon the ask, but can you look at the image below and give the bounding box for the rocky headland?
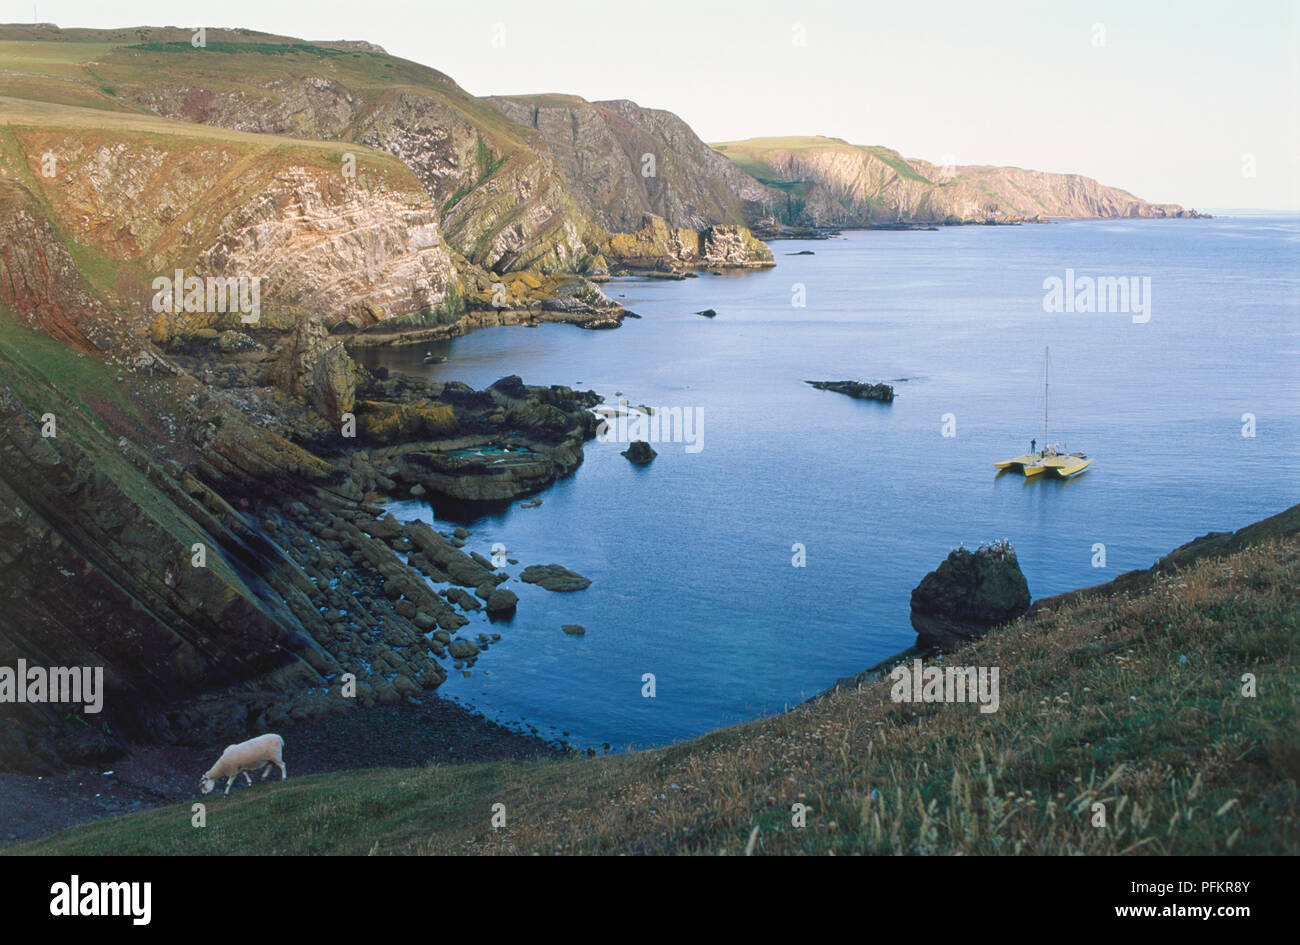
[712,136,1206,226]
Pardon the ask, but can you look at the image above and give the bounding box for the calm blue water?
[362,216,1300,749]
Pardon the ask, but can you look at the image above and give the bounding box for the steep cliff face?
[65,34,600,274]
[0,290,606,772]
[1,117,456,340]
[713,136,1195,225]
[489,94,783,231]
[600,213,774,272]
[194,165,454,333]
[0,312,341,773]
[0,182,106,352]
[354,91,596,274]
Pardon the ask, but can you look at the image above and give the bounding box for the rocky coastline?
[0,307,608,775]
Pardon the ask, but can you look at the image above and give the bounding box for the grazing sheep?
[199,733,287,795]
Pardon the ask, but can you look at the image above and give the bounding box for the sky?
[4,0,1297,210]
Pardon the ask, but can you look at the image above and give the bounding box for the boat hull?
[995,452,1041,471]
[1042,456,1092,478]
[996,453,1092,478]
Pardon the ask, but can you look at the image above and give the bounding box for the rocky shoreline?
[824,505,1299,698]
[0,306,609,774]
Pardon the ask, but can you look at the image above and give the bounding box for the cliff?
[0,96,457,340]
[712,136,1198,225]
[488,94,783,231]
[600,213,774,273]
[0,28,776,286]
[21,28,601,275]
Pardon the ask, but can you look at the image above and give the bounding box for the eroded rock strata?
[0,314,602,773]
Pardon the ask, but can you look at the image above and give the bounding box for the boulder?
[437,611,470,631]
[263,316,358,423]
[910,541,1031,649]
[519,564,592,592]
[217,330,261,353]
[447,639,479,660]
[443,587,482,611]
[485,587,519,615]
[621,440,657,465]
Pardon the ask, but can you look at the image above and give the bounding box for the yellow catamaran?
[995,346,1093,479]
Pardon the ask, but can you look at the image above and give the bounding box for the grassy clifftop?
[0,89,457,338]
[14,512,1297,855]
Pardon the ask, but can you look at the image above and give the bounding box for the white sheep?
[199,733,287,795]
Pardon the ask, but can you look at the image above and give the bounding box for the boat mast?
[1043,345,1049,448]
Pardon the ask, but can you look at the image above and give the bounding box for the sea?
[359,214,1300,749]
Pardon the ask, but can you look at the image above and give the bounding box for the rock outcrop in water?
[621,440,658,465]
[519,564,592,592]
[806,380,896,402]
[910,542,1032,649]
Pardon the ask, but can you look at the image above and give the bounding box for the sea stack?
[909,541,1031,649]
[622,440,658,465]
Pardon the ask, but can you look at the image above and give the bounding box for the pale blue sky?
[6,0,1297,209]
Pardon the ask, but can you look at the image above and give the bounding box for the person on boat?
[1030,438,1036,454]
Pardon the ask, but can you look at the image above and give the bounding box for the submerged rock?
[621,440,658,465]
[910,541,1031,649]
[562,624,586,635]
[447,639,479,660]
[520,564,592,592]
